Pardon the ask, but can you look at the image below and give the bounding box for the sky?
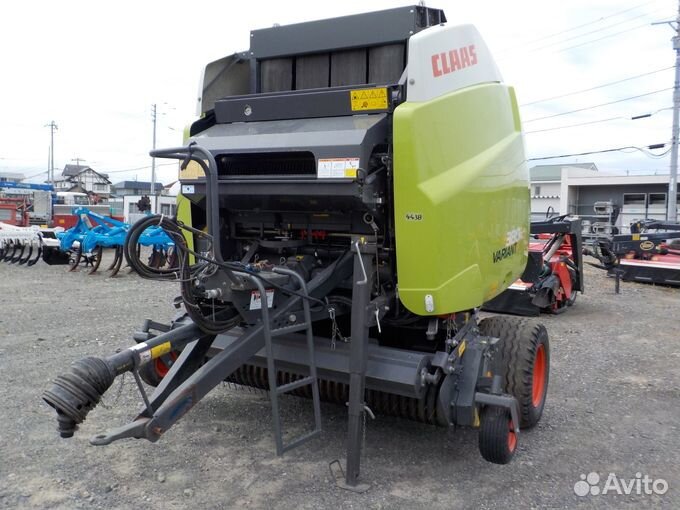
[0,0,677,185]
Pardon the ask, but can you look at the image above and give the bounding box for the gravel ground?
[1,252,679,509]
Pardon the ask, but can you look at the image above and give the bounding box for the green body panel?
[393,83,529,315]
[177,125,196,258]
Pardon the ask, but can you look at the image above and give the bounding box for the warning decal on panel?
[249,289,274,310]
[317,158,360,179]
[350,88,388,111]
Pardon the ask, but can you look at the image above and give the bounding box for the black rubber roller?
[42,357,116,438]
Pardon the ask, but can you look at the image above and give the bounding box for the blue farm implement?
[57,207,176,276]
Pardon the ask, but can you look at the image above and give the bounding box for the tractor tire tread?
[479,406,515,464]
[479,316,549,429]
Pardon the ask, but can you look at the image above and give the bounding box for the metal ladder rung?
[246,267,322,456]
[276,376,315,395]
[271,323,309,337]
[281,429,321,454]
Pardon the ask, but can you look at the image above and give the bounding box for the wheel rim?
[532,344,547,407]
[507,420,517,452]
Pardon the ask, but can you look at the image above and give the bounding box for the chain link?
[99,372,126,410]
[328,307,347,350]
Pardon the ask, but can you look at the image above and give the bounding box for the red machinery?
[585,220,680,287]
[0,197,30,227]
[483,217,583,316]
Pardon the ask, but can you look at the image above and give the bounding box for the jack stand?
[338,238,374,492]
[613,268,625,294]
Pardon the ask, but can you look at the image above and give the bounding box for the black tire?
[479,316,549,428]
[566,268,578,307]
[479,406,517,464]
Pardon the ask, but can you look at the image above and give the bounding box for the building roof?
[530,163,598,181]
[0,171,26,180]
[62,164,92,177]
[60,165,111,183]
[112,180,164,192]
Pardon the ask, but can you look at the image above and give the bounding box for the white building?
[53,164,112,198]
[530,163,598,220]
[530,162,678,231]
[0,171,26,182]
[109,194,178,224]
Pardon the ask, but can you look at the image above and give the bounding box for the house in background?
[109,181,177,222]
[111,180,165,197]
[530,163,598,220]
[529,162,677,231]
[53,164,112,200]
[0,171,26,182]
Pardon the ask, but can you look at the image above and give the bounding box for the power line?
[23,170,49,180]
[525,107,673,134]
[499,0,660,52]
[521,67,674,106]
[500,14,669,62]
[528,143,669,161]
[524,88,672,123]
[552,21,653,54]
[106,161,178,174]
[522,6,667,54]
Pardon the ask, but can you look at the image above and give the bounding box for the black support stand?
[338,238,374,492]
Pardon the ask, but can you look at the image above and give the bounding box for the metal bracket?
[90,419,150,445]
[475,392,521,436]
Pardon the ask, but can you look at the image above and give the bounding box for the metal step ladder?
[246,266,322,455]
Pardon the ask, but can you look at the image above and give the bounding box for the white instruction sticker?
[181,184,195,194]
[317,158,360,179]
[249,289,275,310]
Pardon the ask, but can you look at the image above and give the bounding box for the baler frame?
[44,144,523,490]
[43,6,548,491]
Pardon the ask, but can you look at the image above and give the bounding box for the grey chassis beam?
[88,252,354,445]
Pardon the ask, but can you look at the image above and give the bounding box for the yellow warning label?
[350,87,388,111]
[179,160,206,180]
[458,340,467,358]
[150,342,172,359]
[632,233,640,241]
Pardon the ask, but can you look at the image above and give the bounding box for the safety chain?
[99,372,126,410]
[328,307,347,350]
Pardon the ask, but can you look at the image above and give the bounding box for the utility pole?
[654,5,680,221]
[151,103,157,214]
[45,121,58,186]
[71,157,86,191]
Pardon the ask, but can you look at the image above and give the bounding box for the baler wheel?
[478,406,517,464]
[479,317,549,428]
